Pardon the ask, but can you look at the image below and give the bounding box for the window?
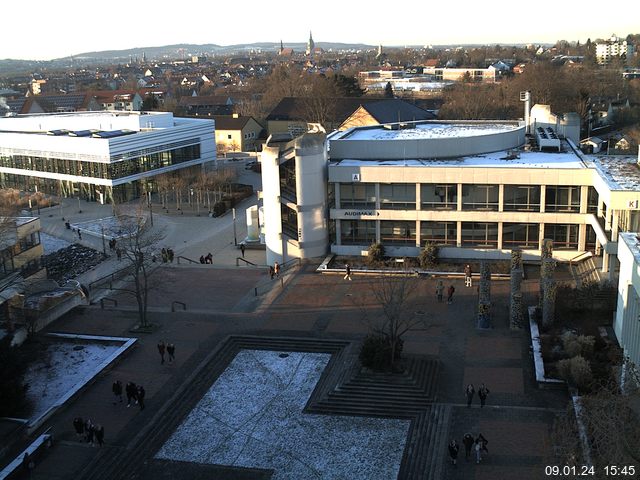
[462,185,499,211]
[502,223,539,248]
[281,204,298,240]
[421,184,457,210]
[421,221,456,246]
[340,220,376,245]
[227,134,232,140]
[544,224,579,250]
[545,186,580,212]
[380,183,416,210]
[503,186,540,212]
[461,222,498,248]
[380,221,415,245]
[587,186,598,214]
[340,183,375,208]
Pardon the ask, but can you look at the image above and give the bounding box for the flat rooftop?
[331,139,587,169]
[334,121,521,141]
[589,155,640,191]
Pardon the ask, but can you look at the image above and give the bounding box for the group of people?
[269,261,280,279]
[465,383,491,407]
[199,253,213,264]
[435,280,456,304]
[448,433,489,465]
[72,417,105,447]
[157,340,176,365]
[111,380,146,410]
[161,248,175,263]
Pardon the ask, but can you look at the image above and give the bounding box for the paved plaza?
[2,185,569,479]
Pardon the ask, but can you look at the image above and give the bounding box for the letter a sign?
[352,173,361,182]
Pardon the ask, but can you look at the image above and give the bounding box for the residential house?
[178,95,235,116]
[92,90,143,111]
[212,114,264,153]
[339,98,437,130]
[3,93,101,114]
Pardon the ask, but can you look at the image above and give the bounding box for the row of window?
[339,220,596,250]
[0,144,201,181]
[337,183,599,213]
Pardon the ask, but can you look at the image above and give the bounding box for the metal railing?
[88,266,130,292]
[236,257,258,266]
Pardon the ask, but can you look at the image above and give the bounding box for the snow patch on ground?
[24,342,121,421]
[40,232,72,254]
[156,350,410,479]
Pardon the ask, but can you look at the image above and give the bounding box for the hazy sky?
[2,0,639,60]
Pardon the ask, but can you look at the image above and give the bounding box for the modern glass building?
[0,111,215,203]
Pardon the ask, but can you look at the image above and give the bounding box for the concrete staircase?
[570,255,601,287]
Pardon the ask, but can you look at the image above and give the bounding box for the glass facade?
[380,220,415,245]
[380,184,416,210]
[281,204,298,240]
[279,158,296,202]
[545,186,581,212]
[421,184,457,210]
[340,220,376,245]
[544,224,579,250]
[503,185,540,212]
[339,183,375,208]
[587,186,598,214]
[0,144,200,181]
[461,222,499,247]
[420,221,457,246]
[462,185,499,211]
[502,223,539,248]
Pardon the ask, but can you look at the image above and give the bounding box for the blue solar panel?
[91,130,136,139]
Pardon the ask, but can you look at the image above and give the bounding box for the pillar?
[539,185,546,213]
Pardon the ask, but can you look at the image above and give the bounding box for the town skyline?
[2,0,639,61]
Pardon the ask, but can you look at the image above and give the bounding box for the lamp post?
[148,190,154,226]
[101,224,106,256]
[77,196,82,213]
[232,207,237,246]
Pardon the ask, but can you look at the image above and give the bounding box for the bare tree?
[355,274,432,368]
[111,204,165,328]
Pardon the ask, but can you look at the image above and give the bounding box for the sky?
[1,0,639,61]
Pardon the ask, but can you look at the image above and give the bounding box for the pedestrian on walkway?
[478,383,490,407]
[116,248,122,261]
[205,252,213,264]
[137,385,146,410]
[274,261,280,278]
[126,382,137,407]
[199,255,205,264]
[269,265,275,280]
[168,248,174,263]
[77,229,82,240]
[85,419,94,444]
[477,433,489,454]
[112,380,123,404]
[161,248,168,263]
[73,417,84,438]
[157,340,166,365]
[94,424,104,447]
[436,280,444,302]
[462,433,474,461]
[464,264,472,287]
[475,439,482,463]
[167,343,175,364]
[448,439,459,465]
[240,243,245,258]
[465,383,475,407]
[447,285,455,304]
[343,263,352,281]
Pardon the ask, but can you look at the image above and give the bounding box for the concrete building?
[259,112,640,282]
[212,114,263,153]
[614,232,640,368]
[596,35,635,65]
[0,111,215,203]
[0,217,44,279]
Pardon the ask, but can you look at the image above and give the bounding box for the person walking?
[77,229,82,240]
[464,264,472,287]
[462,433,474,461]
[240,243,245,258]
[436,280,444,302]
[465,383,475,407]
[447,284,455,304]
[343,263,352,281]
[94,424,105,447]
[274,261,280,278]
[478,383,490,407]
[448,439,459,465]
[161,248,168,263]
[167,343,175,364]
[73,417,84,438]
[205,252,213,264]
[137,385,146,410]
[157,341,166,365]
[269,265,275,280]
[116,248,122,261]
[126,382,137,407]
[475,438,483,464]
[112,380,123,404]
[475,434,488,463]
[85,419,94,444]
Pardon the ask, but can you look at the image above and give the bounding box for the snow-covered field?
[70,215,142,239]
[39,232,72,254]
[156,350,410,479]
[25,342,121,421]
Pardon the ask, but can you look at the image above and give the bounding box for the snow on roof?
[341,122,520,141]
[331,146,587,169]
[588,155,640,191]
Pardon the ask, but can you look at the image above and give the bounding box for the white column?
[498,184,504,213]
[457,183,463,211]
[539,185,546,213]
[497,222,504,249]
[415,183,421,211]
[580,186,589,214]
[457,220,462,247]
[578,224,587,251]
[415,220,421,248]
[612,209,620,240]
[538,223,545,251]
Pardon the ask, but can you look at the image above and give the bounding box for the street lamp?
[233,207,237,245]
[148,190,154,226]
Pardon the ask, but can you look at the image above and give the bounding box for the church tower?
[306,31,315,56]
[279,39,284,55]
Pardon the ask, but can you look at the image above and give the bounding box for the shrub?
[556,355,593,390]
[418,241,439,269]
[367,243,385,265]
[359,334,390,371]
[212,202,226,216]
[561,332,595,358]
